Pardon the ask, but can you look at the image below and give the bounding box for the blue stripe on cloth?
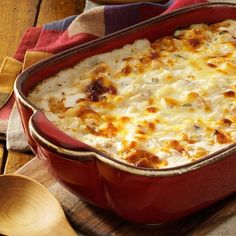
[43,15,77,31]
[166,0,174,7]
[104,2,172,35]
[104,3,140,36]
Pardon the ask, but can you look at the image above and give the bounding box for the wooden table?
[0,0,85,174]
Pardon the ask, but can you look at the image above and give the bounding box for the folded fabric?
[0,0,209,151]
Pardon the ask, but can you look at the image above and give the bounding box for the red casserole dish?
[15,2,236,224]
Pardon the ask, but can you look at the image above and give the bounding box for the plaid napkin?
[0,0,209,151]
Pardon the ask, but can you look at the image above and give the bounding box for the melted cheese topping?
[28,19,236,169]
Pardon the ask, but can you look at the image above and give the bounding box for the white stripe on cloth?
[68,6,105,37]
[7,104,30,151]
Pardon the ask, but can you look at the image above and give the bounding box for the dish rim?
[14,2,236,176]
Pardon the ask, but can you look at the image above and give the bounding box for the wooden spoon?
[0,174,77,236]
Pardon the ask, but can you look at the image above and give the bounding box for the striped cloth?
[0,0,209,150]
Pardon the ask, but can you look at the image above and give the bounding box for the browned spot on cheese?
[126,149,160,168]
[140,52,159,64]
[164,97,179,107]
[217,118,232,126]
[154,119,161,124]
[223,90,235,97]
[169,140,185,153]
[128,141,138,149]
[181,133,197,144]
[93,63,108,74]
[98,100,115,110]
[76,107,100,121]
[146,106,159,113]
[85,77,117,102]
[122,57,133,62]
[140,56,151,64]
[214,129,232,144]
[161,37,177,52]
[121,65,132,75]
[49,97,67,114]
[150,51,159,60]
[187,92,199,100]
[101,123,118,137]
[135,134,149,142]
[137,64,145,74]
[136,129,145,135]
[207,62,217,68]
[86,122,118,138]
[147,122,155,131]
[86,125,100,136]
[150,40,161,51]
[104,115,116,122]
[121,140,138,151]
[148,97,154,105]
[188,38,201,48]
[151,37,178,53]
[120,116,130,122]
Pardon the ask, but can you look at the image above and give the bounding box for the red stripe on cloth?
[14,27,42,62]
[0,95,14,120]
[31,31,98,54]
[164,0,208,14]
[140,5,167,22]
[34,29,67,48]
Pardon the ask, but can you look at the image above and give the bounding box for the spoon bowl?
[0,174,77,236]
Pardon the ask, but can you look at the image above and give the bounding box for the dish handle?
[29,110,99,160]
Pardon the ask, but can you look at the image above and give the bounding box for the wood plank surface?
[16,157,54,188]
[0,143,5,174]
[4,150,33,174]
[16,158,236,236]
[0,0,40,66]
[36,0,85,26]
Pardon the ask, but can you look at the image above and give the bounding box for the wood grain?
[4,151,33,174]
[0,0,40,66]
[36,0,85,26]
[0,175,77,236]
[0,143,5,174]
[17,158,236,236]
[16,158,54,188]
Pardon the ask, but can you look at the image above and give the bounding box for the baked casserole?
[28,19,236,169]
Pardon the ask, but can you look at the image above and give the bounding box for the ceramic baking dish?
[15,2,236,224]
